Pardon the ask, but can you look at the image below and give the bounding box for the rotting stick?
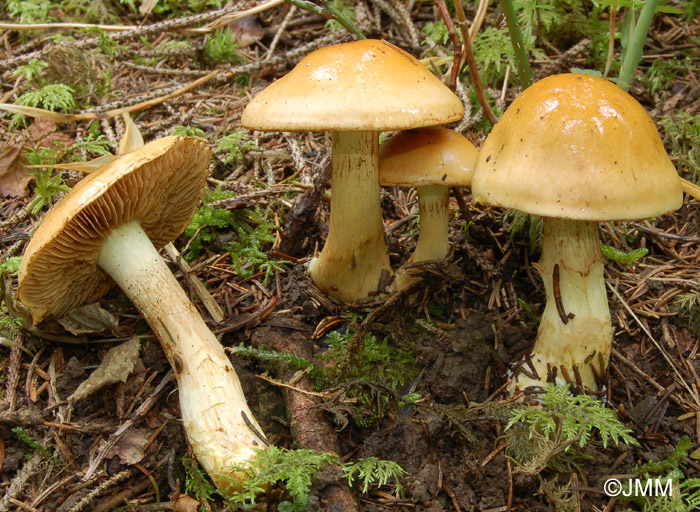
[251,326,362,511]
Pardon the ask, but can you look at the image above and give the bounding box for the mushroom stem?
[513,218,611,392]
[97,220,266,493]
[309,131,393,301]
[395,185,450,289]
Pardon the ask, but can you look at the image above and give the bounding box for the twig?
[0,70,219,121]
[286,0,366,39]
[0,1,283,72]
[606,281,700,409]
[266,4,297,60]
[452,0,498,125]
[604,5,618,77]
[163,243,225,324]
[434,0,462,90]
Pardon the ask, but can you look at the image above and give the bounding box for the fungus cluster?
[242,39,464,301]
[14,39,689,504]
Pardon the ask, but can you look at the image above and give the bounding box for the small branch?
[452,0,498,126]
[434,0,462,91]
[286,0,366,39]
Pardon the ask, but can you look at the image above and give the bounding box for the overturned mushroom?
[471,73,683,393]
[18,137,267,493]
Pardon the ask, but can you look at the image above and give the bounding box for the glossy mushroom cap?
[241,39,464,131]
[18,136,211,322]
[472,73,682,220]
[379,128,478,187]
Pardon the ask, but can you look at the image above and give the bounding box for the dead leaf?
[139,0,158,15]
[0,144,33,198]
[104,427,150,464]
[29,117,58,142]
[36,131,73,152]
[230,16,264,48]
[170,493,200,512]
[69,337,141,403]
[58,302,120,336]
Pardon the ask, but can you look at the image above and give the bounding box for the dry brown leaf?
[69,337,141,403]
[58,302,120,336]
[29,117,58,141]
[230,16,264,48]
[104,427,150,464]
[0,144,33,198]
[139,0,158,15]
[170,493,200,512]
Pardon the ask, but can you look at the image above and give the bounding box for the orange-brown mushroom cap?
[241,39,464,132]
[379,128,478,187]
[18,136,211,323]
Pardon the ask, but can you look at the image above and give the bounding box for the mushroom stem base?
[309,131,393,301]
[97,220,267,493]
[511,218,611,393]
[395,185,450,290]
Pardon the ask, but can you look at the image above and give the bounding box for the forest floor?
[1,1,700,511]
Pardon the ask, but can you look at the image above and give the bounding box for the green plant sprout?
[204,28,244,65]
[675,289,700,339]
[600,244,648,264]
[503,384,638,475]
[659,113,700,184]
[507,210,543,252]
[6,0,53,24]
[619,436,700,511]
[12,59,48,85]
[224,446,406,511]
[232,344,326,386]
[0,257,22,277]
[27,168,70,215]
[182,456,219,505]
[184,196,288,285]
[216,131,257,166]
[324,0,356,32]
[11,83,76,128]
[237,324,416,425]
[344,457,406,495]
[171,125,207,140]
[12,427,52,458]
[422,20,450,45]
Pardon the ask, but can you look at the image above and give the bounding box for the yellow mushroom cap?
[18,136,212,323]
[472,73,682,220]
[379,128,478,187]
[241,39,464,132]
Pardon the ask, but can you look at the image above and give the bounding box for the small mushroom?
[18,137,267,493]
[471,73,683,393]
[242,39,463,302]
[379,128,478,289]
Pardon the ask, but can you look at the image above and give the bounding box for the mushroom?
[379,128,478,289]
[241,39,463,302]
[18,136,267,493]
[471,73,683,393]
